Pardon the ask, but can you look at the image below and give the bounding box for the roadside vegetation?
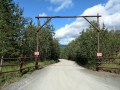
[0,0,120,88]
[0,60,56,88]
[99,54,120,74]
[0,0,60,60]
[60,21,120,73]
[0,0,60,88]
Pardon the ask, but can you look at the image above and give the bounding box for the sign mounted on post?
[34,52,39,55]
[97,53,102,56]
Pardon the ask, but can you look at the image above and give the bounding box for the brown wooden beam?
[83,17,100,32]
[35,15,101,18]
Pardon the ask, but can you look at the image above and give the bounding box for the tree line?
[60,21,120,69]
[0,0,60,61]
[1,0,120,66]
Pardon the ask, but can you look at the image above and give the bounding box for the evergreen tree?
[23,20,60,61]
[0,0,29,57]
[60,21,120,67]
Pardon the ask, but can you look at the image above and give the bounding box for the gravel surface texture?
[1,59,120,90]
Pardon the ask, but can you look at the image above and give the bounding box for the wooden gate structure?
[0,14,101,75]
[1,13,119,74]
[35,14,120,73]
[35,14,101,70]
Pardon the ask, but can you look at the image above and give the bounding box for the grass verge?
[0,60,56,89]
[99,58,120,74]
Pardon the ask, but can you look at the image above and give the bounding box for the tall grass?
[0,60,56,89]
[100,58,120,74]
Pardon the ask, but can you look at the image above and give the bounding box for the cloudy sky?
[14,0,120,45]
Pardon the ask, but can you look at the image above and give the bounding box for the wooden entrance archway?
[35,14,101,71]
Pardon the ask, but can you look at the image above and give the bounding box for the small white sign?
[34,52,39,55]
[97,53,102,56]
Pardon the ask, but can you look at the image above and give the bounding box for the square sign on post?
[34,52,39,55]
[97,53,102,56]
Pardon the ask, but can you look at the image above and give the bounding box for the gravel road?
[1,59,120,90]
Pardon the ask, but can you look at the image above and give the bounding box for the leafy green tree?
[0,0,30,58]
[60,21,120,68]
[22,20,60,61]
[22,20,36,56]
[39,23,60,61]
[51,38,60,61]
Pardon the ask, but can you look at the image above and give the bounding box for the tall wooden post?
[96,13,100,71]
[20,54,23,73]
[35,17,40,69]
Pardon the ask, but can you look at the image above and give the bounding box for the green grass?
[100,57,120,74]
[85,63,96,71]
[0,72,21,88]
[0,60,56,89]
[1,60,56,72]
[84,56,120,73]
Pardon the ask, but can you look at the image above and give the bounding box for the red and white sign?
[34,52,39,55]
[97,53,102,56]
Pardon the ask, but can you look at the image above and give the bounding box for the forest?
[1,0,120,88]
[60,21,120,70]
[0,0,120,70]
[0,0,60,61]
[0,0,61,87]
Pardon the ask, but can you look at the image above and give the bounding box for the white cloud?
[60,37,75,45]
[47,6,53,11]
[105,0,120,9]
[69,37,75,42]
[55,0,120,45]
[50,0,64,4]
[39,13,47,16]
[49,0,73,12]
[55,18,87,39]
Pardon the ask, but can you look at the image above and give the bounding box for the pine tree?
[0,0,29,57]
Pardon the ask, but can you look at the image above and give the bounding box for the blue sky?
[14,0,120,45]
